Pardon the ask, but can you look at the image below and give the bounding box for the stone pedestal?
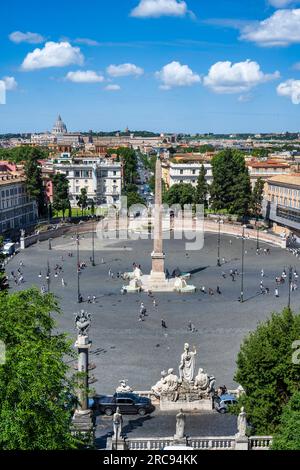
[20,237,25,250]
[160,397,213,412]
[106,437,127,451]
[235,437,249,451]
[173,438,188,447]
[72,409,94,442]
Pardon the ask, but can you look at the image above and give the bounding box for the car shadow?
[122,414,154,436]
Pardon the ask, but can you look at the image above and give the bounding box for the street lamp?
[288,266,293,310]
[76,232,82,303]
[48,238,52,251]
[256,218,260,252]
[46,261,51,294]
[91,217,95,267]
[217,217,222,267]
[240,225,247,303]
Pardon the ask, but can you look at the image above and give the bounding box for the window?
[180,170,183,175]
[75,171,80,178]
[113,171,117,176]
[192,170,196,175]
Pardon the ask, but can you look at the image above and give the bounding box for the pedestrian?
[201,286,206,293]
[153,299,157,307]
[217,286,221,295]
[209,288,214,296]
[229,240,232,245]
[92,295,96,303]
[161,319,167,329]
[38,271,42,278]
[87,295,91,303]
[261,269,264,277]
[222,271,226,279]
[101,258,104,264]
[275,288,279,298]
[62,278,66,287]
[108,268,112,277]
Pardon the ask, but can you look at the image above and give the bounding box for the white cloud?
[105,84,121,91]
[268,1,295,7]
[240,9,300,47]
[21,42,84,71]
[155,61,200,90]
[106,63,144,77]
[131,0,188,18]
[2,76,18,91]
[203,60,280,94]
[65,70,104,83]
[277,79,300,104]
[9,31,45,44]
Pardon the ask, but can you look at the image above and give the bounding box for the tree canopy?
[0,288,80,450]
[234,308,300,435]
[271,391,300,450]
[52,174,70,219]
[164,183,196,208]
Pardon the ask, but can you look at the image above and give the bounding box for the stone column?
[72,333,94,443]
[150,155,165,281]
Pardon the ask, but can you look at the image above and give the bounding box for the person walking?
[61,278,66,287]
[275,288,279,298]
[161,319,167,329]
[261,269,264,277]
[217,286,221,295]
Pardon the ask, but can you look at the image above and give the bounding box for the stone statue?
[174,277,187,290]
[20,228,25,238]
[179,343,197,383]
[113,407,123,441]
[194,368,216,397]
[163,368,179,402]
[116,379,132,393]
[174,409,186,440]
[237,407,247,438]
[74,310,91,336]
[133,266,143,280]
[152,371,167,397]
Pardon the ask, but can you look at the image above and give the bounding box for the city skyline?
[1,0,300,133]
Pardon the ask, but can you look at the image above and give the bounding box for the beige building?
[263,174,300,236]
[247,160,290,188]
[0,173,38,234]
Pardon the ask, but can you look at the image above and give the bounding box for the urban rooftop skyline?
[1,0,300,134]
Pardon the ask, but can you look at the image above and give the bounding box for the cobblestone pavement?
[8,232,300,394]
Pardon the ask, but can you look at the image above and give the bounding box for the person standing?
[161,319,167,329]
[275,288,279,298]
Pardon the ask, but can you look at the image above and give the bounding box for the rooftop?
[267,174,300,187]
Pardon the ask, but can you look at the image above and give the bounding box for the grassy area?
[53,207,108,218]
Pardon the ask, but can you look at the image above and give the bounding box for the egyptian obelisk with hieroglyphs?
[150,155,166,283]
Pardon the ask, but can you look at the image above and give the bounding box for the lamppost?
[46,261,51,293]
[48,237,52,251]
[256,218,260,251]
[288,266,293,310]
[76,232,82,303]
[240,225,247,303]
[91,217,95,267]
[217,217,222,267]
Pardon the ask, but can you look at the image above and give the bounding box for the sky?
[1,0,300,134]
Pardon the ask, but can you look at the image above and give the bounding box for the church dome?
[52,114,67,134]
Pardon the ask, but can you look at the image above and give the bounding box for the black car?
[95,392,154,416]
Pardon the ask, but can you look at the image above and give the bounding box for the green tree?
[24,158,45,217]
[0,288,80,450]
[90,200,95,216]
[126,192,145,208]
[234,308,300,435]
[164,183,196,208]
[210,149,251,218]
[272,392,300,450]
[52,174,70,219]
[0,146,48,163]
[250,178,265,218]
[194,165,209,208]
[76,188,88,216]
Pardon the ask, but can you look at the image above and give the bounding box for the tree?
[24,158,45,217]
[126,192,145,208]
[234,308,300,435]
[250,178,265,218]
[90,200,95,216]
[210,150,251,218]
[164,183,195,208]
[271,392,300,450]
[0,288,80,449]
[195,165,209,208]
[0,146,48,164]
[76,188,88,216]
[52,174,70,219]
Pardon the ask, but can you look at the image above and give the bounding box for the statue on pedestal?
[174,409,186,440]
[152,370,167,398]
[116,379,132,393]
[113,407,123,441]
[237,407,247,438]
[179,343,197,383]
[164,368,179,402]
[194,368,216,397]
[74,310,91,336]
[20,228,25,238]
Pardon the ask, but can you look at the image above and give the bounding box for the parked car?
[2,242,16,256]
[95,392,154,416]
[214,394,237,414]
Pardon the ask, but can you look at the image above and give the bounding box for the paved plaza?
[8,231,300,394]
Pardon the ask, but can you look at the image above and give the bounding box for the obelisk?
[150,154,166,282]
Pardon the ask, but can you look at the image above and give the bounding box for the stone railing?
[187,437,235,450]
[249,436,273,450]
[110,435,272,451]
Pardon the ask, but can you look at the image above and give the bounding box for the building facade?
[168,162,213,188]
[0,173,38,234]
[263,174,300,236]
[53,157,122,207]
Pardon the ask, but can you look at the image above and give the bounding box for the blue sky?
[1,0,300,133]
